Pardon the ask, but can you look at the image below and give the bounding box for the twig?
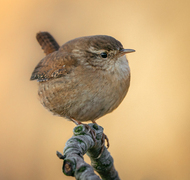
[57,123,120,180]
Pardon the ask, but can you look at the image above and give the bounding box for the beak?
[119,48,135,57]
[120,48,135,54]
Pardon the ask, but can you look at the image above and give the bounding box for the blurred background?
[0,0,190,179]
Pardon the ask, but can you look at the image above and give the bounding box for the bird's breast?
[98,55,130,113]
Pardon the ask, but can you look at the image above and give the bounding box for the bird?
[30,32,135,147]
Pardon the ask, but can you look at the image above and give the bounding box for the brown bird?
[30,32,135,147]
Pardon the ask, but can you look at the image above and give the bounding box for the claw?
[83,124,97,144]
[102,133,109,149]
[71,119,109,155]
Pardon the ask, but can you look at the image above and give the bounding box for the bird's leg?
[92,120,109,149]
[70,118,81,125]
[70,118,96,143]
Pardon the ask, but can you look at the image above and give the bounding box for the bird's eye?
[100,52,107,58]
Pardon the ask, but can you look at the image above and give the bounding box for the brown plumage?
[31,32,135,123]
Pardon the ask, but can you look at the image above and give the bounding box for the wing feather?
[30,51,78,81]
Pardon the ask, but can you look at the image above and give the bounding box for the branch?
[57,123,120,180]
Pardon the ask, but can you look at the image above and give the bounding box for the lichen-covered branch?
[57,123,120,180]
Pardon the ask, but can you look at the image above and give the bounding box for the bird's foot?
[83,124,96,143]
[71,118,96,144]
[91,121,110,157]
[71,118,110,153]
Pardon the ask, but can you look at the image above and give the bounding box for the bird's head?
[60,35,135,70]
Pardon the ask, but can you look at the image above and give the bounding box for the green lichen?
[75,132,86,136]
[76,139,83,143]
[92,159,112,171]
[78,166,86,173]
[74,126,83,133]
[93,124,99,130]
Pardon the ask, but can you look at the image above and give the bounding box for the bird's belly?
[38,70,130,122]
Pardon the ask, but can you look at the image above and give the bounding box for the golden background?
[1,0,190,179]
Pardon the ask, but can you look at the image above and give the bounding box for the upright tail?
[36,32,60,55]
